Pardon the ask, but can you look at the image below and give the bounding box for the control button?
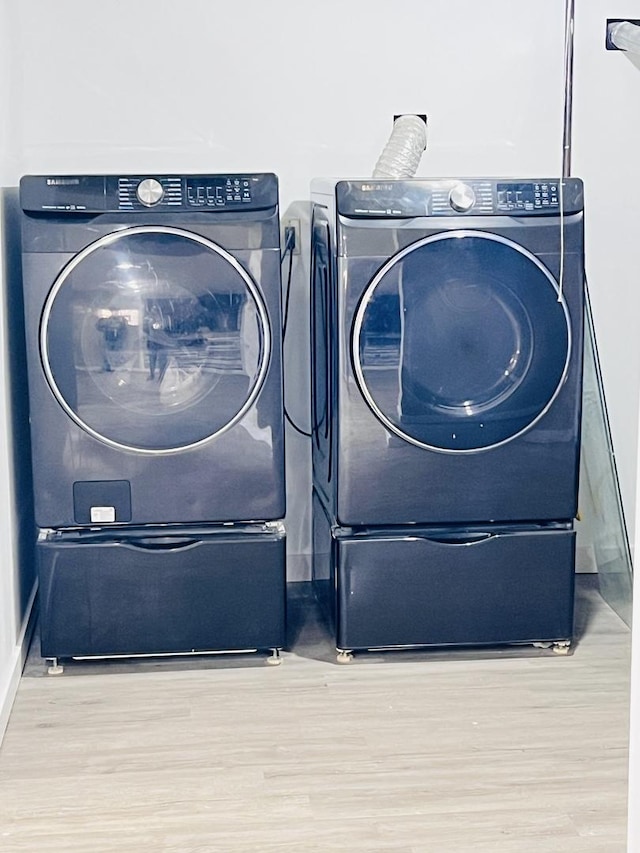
[449,183,476,213]
[136,178,164,207]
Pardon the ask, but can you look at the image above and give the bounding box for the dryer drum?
[352,230,571,453]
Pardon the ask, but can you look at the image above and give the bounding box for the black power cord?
[281,226,312,438]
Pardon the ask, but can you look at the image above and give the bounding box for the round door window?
[42,226,270,453]
[352,231,571,452]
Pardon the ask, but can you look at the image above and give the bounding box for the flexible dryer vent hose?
[608,20,640,53]
[372,114,428,179]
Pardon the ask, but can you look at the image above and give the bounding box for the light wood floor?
[0,577,631,852]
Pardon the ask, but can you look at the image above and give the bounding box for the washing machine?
[20,173,286,664]
[311,177,584,656]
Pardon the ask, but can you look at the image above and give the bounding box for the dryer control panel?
[496,181,560,212]
[19,173,278,214]
[334,178,583,218]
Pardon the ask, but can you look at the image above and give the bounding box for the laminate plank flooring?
[0,576,631,852]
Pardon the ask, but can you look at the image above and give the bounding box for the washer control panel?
[19,174,278,214]
[118,176,258,210]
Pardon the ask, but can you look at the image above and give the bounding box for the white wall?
[14,0,566,194]
[0,214,20,741]
[572,0,640,553]
[0,0,17,738]
[0,0,35,740]
[631,451,640,853]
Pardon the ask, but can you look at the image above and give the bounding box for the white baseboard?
[0,582,37,745]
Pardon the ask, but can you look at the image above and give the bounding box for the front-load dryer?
[310,177,584,657]
[311,177,584,528]
[20,174,285,528]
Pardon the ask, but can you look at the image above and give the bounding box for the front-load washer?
[20,173,285,527]
[19,173,287,666]
[310,177,584,656]
[311,177,584,528]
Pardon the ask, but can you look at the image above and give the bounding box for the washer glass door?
[42,226,270,453]
[353,231,571,452]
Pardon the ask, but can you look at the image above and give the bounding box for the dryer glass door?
[42,226,270,453]
[352,230,571,452]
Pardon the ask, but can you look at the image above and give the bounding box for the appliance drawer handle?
[124,537,201,551]
[421,533,497,546]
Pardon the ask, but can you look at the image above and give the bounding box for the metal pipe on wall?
[562,0,575,178]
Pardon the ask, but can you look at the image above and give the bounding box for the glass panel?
[354,232,570,452]
[577,291,633,626]
[43,227,268,452]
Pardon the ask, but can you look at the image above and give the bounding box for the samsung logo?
[46,178,80,186]
[360,183,393,192]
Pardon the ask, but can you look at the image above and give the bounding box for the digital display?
[497,182,559,211]
[186,177,253,207]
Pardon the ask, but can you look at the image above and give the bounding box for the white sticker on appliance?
[90,506,116,523]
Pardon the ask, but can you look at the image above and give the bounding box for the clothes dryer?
[311,177,584,656]
[20,174,286,665]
